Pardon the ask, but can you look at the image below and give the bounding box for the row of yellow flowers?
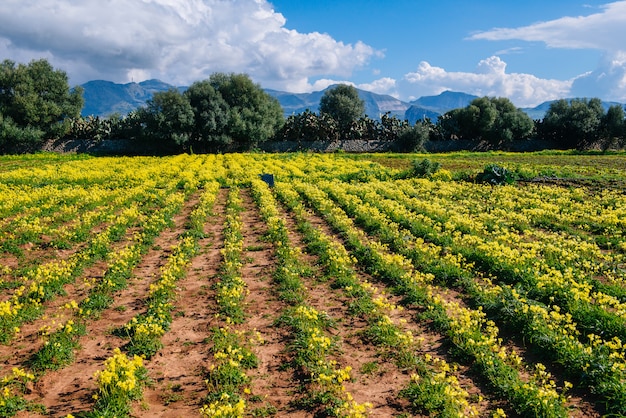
[294,178,570,417]
[214,187,249,324]
[324,177,626,415]
[274,182,480,417]
[202,186,258,417]
[251,178,371,417]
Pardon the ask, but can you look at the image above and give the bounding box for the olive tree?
[138,89,194,151]
[601,104,625,149]
[541,98,604,149]
[183,80,231,152]
[319,84,365,138]
[0,59,83,152]
[437,96,533,144]
[208,73,284,150]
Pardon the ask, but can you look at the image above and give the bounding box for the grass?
[348,150,626,186]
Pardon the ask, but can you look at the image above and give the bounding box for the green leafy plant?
[29,320,86,372]
[476,164,517,185]
[88,348,148,418]
[409,158,441,178]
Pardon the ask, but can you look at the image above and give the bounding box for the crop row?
[0,153,623,417]
[308,177,626,415]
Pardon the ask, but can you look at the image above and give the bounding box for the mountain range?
[79,79,625,123]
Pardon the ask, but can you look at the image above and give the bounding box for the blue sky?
[0,0,624,106]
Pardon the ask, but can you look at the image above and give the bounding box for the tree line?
[1,58,625,154]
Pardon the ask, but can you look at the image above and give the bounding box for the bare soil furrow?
[237,189,299,416]
[273,196,413,417]
[22,192,201,417]
[133,187,228,417]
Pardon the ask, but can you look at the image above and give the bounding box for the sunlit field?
[0,152,625,417]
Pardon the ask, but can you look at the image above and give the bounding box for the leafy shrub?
[476,164,517,185]
[410,158,441,178]
[396,123,429,152]
[0,115,44,154]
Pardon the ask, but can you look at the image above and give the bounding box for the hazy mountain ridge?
[264,86,410,119]
[80,79,625,122]
[80,79,185,117]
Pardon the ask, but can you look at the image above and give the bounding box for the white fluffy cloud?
[0,0,377,89]
[571,52,626,101]
[468,1,626,50]
[357,77,398,97]
[400,56,571,107]
[468,1,626,103]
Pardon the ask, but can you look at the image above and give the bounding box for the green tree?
[319,84,365,138]
[0,113,44,153]
[0,59,83,152]
[139,89,194,151]
[601,104,625,149]
[490,97,535,143]
[541,98,604,149]
[209,73,284,150]
[396,122,430,152]
[183,80,231,152]
[436,96,533,144]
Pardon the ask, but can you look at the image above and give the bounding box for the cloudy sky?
[0,0,624,107]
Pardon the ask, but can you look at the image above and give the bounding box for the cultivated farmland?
[0,152,625,417]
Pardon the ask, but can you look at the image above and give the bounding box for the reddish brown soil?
[132,189,228,417]
[236,190,301,416]
[278,193,602,418]
[13,192,204,417]
[5,184,603,418]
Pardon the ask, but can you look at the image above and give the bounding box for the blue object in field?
[260,173,275,187]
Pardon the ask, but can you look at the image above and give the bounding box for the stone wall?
[42,138,565,155]
[41,138,174,155]
[259,139,562,153]
[258,140,399,153]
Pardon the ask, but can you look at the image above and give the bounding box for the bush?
[396,124,429,152]
[476,164,517,185]
[431,169,453,181]
[410,158,441,178]
[0,115,44,154]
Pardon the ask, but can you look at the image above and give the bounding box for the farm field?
[0,152,625,417]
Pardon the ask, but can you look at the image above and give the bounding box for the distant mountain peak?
[79,79,624,122]
[80,79,184,117]
[409,91,479,112]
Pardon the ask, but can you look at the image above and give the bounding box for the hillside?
[80,79,185,117]
[79,79,624,122]
[80,80,473,120]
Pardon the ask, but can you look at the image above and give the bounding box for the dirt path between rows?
[16,192,202,417]
[236,189,300,416]
[132,188,228,417]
